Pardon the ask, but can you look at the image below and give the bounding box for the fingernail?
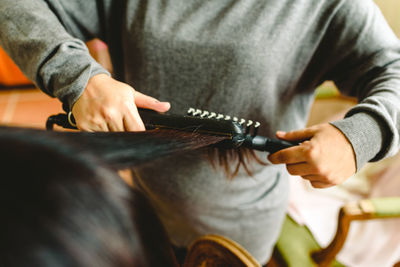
[158,101,171,110]
[154,100,170,105]
[276,131,286,136]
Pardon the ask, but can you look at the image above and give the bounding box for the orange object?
[87,39,113,73]
[0,46,32,87]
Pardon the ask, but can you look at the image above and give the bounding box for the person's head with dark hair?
[0,127,178,267]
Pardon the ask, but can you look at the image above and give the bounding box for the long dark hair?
[0,126,266,266]
[0,127,190,267]
[38,126,265,177]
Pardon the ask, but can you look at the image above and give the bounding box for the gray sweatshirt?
[1,0,400,264]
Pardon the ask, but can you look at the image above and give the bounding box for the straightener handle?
[46,113,78,131]
[244,135,298,154]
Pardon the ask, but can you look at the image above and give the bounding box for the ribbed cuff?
[60,60,110,112]
[330,112,386,171]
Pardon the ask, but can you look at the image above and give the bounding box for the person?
[0,127,179,267]
[1,0,400,264]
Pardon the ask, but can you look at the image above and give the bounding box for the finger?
[301,174,323,182]
[101,110,125,132]
[276,127,316,142]
[123,106,145,131]
[77,121,109,132]
[83,124,109,132]
[301,175,334,188]
[268,145,307,164]
[302,175,334,188]
[107,119,124,132]
[77,124,94,132]
[309,181,333,189]
[286,162,316,176]
[134,91,171,112]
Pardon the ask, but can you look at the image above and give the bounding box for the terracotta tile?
[17,88,56,102]
[0,87,53,103]
[0,89,12,103]
[0,102,7,120]
[1,91,19,124]
[8,98,64,129]
[0,88,74,130]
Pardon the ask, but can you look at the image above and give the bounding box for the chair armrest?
[183,234,261,267]
[312,197,400,266]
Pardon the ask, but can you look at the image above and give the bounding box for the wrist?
[86,73,111,91]
[330,112,387,171]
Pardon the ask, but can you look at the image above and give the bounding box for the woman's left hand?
[268,123,356,188]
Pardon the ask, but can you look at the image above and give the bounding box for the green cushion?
[315,83,340,99]
[370,197,400,217]
[275,215,345,267]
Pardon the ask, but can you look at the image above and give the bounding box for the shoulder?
[329,0,396,45]
[331,0,382,24]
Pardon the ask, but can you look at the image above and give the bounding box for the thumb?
[133,91,171,112]
[276,128,315,142]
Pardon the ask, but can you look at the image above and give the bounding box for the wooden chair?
[272,197,400,267]
[183,234,261,267]
[169,197,400,267]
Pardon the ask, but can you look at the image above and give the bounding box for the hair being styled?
[208,147,268,178]
[0,127,186,267]
[43,125,266,177]
[67,129,267,177]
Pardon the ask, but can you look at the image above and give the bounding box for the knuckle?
[304,147,314,161]
[91,119,104,127]
[85,116,103,127]
[99,106,108,116]
[313,164,325,176]
[122,99,134,110]
[303,142,319,161]
[101,107,119,121]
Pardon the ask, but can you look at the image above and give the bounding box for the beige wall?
[374,0,400,37]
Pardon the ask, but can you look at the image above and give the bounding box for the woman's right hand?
[71,74,170,132]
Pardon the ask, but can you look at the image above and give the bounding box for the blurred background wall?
[0,1,399,87]
[375,0,400,37]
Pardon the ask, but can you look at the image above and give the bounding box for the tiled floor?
[0,87,64,129]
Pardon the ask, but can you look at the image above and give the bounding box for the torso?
[112,0,336,263]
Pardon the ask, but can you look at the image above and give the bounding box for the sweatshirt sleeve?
[0,0,110,111]
[320,0,400,171]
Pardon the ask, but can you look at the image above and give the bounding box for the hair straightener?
[46,108,298,154]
